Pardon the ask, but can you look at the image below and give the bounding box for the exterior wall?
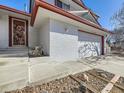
[70,2,84,11]
[45,0,55,5]
[45,0,84,11]
[29,26,39,47]
[50,19,78,61]
[0,15,9,48]
[39,20,50,55]
[70,6,82,11]
[78,31,102,58]
[59,0,83,11]
[105,43,111,54]
[104,35,109,54]
[0,14,37,48]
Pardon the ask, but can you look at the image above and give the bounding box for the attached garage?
[78,30,104,58]
[29,0,108,61]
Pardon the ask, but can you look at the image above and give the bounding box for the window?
[55,0,70,11]
[55,0,62,8]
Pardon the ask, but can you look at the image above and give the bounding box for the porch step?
[0,48,28,57]
[0,47,28,51]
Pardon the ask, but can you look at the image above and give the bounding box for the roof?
[31,0,109,33]
[0,0,111,34]
[72,0,99,18]
[69,10,101,26]
[0,5,31,17]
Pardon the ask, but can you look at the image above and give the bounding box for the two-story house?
[0,0,110,61]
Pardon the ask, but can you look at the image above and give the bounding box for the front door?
[9,17,28,47]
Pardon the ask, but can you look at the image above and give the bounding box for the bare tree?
[111,3,124,27]
[110,2,124,43]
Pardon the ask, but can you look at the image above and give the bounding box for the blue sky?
[83,0,124,30]
[0,0,29,12]
[0,0,124,30]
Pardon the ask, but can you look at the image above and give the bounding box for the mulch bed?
[6,76,92,93]
[87,69,115,81]
[74,72,107,92]
[6,69,124,93]
[116,77,124,87]
[110,86,124,93]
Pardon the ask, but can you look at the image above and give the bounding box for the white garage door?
[78,31,102,58]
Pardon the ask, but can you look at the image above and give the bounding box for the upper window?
[55,0,70,11]
[55,0,62,8]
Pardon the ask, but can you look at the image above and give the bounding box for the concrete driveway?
[79,55,124,76]
[0,54,124,93]
[29,54,124,85]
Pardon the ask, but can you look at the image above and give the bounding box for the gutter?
[0,5,31,17]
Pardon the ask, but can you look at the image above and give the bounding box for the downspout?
[29,0,35,13]
[29,0,32,13]
[102,36,104,55]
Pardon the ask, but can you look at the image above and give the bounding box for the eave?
[72,0,99,18]
[31,0,109,33]
[0,5,31,17]
[87,10,101,26]
[69,10,101,26]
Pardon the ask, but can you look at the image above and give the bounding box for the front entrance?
[9,17,28,47]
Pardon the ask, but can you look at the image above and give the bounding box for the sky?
[0,0,30,12]
[0,0,124,30]
[83,0,124,30]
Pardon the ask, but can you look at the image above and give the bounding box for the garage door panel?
[78,31,102,58]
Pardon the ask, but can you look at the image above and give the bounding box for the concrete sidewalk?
[29,57,91,85]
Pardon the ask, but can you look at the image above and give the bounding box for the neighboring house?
[120,40,124,49]
[114,40,124,49]
[110,27,124,50]
[0,0,111,61]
